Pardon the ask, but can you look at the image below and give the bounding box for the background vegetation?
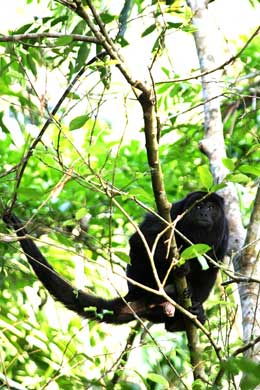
[0,0,259,389]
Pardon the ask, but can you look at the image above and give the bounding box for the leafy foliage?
[0,0,259,389]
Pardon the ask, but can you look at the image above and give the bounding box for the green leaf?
[50,15,68,27]
[128,187,152,203]
[100,12,116,24]
[246,144,260,156]
[83,306,97,313]
[141,24,156,37]
[223,357,260,390]
[71,20,86,35]
[181,244,211,260]
[27,54,37,76]
[227,173,250,184]
[15,23,32,34]
[75,208,88,221]
[197,165,213,189]
[114,251,130,264]
[69,115,89,130]
[222,158,235,171]
[116,35,129,47]
[55,36,73,46]
[192,379,205,390]
[167,22,183,29]
[157,83,173,94]
[114,381,142,390]
[0,80,12,95]
[239,164,260,176]
[76,43,90,69]
[182,25,198,33]
[18,187,42,199]
[161,67,170,77]
[147,373,169,387]
[211,183,226,192]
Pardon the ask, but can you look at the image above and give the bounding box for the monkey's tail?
[3,213,137,324]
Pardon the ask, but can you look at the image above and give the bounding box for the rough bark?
[187,0,260,385]
[186,0,246,254]
[236,184,260,362]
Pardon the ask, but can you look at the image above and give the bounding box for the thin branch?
[156,25,260,85]
[233,335,260,357]
[70,0,148,94]
[0,33,99,44]
[7,51,106,212]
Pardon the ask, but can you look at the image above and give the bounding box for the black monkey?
[3,191,228,331]
[127,191,229,330]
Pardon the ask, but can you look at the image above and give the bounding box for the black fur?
[3,191,228,331]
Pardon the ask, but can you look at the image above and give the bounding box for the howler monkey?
[3,191,228,332]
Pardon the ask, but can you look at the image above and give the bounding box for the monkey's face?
[180,192,225,232]
[187,200,222,229]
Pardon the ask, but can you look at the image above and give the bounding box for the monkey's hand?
[174,261,191,278]
[188,302,206,324]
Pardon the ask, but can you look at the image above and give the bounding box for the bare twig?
[0,33,99,44]
[156,25,260,85]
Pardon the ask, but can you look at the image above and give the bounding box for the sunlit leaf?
[69,115,89,130]
[198,165,213,189]
[227,173,250,184]
[75,208,88,220]
[222,158,235,171]
[55,36,73,46]
[239,164,260,176]
[147,373,169,387]
[180,244,211,260]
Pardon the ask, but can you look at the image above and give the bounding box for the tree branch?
[0,33,99,44]
[156,25,260,85]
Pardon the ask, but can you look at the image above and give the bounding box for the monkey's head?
[178,191,225,231]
